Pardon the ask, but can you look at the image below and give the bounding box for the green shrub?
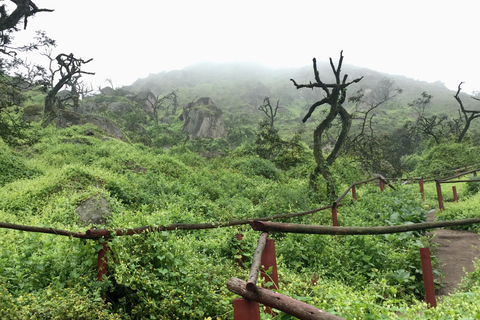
[465,175,480,196]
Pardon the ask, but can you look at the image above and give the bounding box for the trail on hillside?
[427,210,480,296]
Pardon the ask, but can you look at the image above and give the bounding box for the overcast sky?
[13,0,480,93]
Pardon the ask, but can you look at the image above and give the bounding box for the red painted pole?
[233,298,261,320]
[379,180,385,192]
[236,233,244,269]
[261,239,279,314]
[453,186,458,202]
[352,185,357,201]
[97,240,108,281]
[435,180,444,211]
[420,248,437,308]
[419,178,425,202]
[331,204,338,226]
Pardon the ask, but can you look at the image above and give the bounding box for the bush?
[465,175,480,196]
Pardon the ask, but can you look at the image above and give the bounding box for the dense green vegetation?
[1,3,480,319]
[0,117,479,319]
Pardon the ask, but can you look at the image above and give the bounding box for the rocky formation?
[43,109,128,142]
[127,90,156,118]
[75,194,112,225]
[182,97,226,139]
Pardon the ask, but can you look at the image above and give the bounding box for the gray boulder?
[75,194,112,225]
[182,97,226,139]
[43,109,128,142]
[78,114,128,142]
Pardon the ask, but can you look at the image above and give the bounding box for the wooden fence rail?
[250,218,480,235]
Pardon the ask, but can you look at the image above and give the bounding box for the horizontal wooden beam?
[250,218,480,235]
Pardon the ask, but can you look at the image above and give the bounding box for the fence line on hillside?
[1,166,478,318]
[231,167,480,318]
[399,163,480,183]
[434,168,480,210]
[231,220,480,318]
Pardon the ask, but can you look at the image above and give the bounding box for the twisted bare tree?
[44,53,94,115]
[454,82,480,143]
[291,51,362,201]
[0,0,53,31]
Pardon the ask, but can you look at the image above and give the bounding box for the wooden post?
[379,180,385,192]
[261,239,279,314]
[97,240,108,281]
[236,233,245,269]
[419,178,425,202]
[452,186,458,202]
[435,180,444,211]
[228,278,345,320]
[331,204,338,226]
[465,165,468,172]
[420,248,437,308]
[247,232,269,292]
[352,185,357,201]
[233,298,261,320]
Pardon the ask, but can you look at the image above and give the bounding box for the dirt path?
[427,210,480,296]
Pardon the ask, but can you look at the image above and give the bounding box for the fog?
[13,0,480,93]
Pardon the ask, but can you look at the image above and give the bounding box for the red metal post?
[419,178,425,202]
[435,180,444,211]
[379,180,385,192]
[233,298,261,320]
[352,185,357,201]
[97,240,108,281]
[452,186,458,202]
[420,248,437,308]
[261,239,279,314]
[331,204,338,226]
[235,233,245,269]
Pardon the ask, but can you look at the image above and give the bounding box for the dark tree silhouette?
[0,0,53,31]
[291,51,362,201]
[258,97,279,127]
[147,90,179,123]
[44,53,94,114]
[0,1,54,144]
[454,82,480,143]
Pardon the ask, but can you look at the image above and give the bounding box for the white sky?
[12,0,480,93]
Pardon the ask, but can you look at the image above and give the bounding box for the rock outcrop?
[75,194,112,225]
[182,97,226,139]
[43,109,128,142]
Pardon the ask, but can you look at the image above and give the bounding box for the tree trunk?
[250,218,480,235]
[227,277,345,320]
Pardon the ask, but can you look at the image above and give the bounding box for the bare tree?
[345,78,403,175]
[145,90,179,123]
[348,77,402,146]
[258,97,279,127]
[44,53,94,114]
[408,91,445,144]
[0,1,53,144]
[454,82,480,143]
[0,1,53,31]
[291,51,362,200]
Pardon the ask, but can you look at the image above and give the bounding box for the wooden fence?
[1,170,480,318]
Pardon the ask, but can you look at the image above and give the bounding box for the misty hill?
[129,62,477,138]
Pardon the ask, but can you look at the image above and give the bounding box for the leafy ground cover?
[0,125,479,319]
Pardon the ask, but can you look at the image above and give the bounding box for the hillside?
[130,62,477,139]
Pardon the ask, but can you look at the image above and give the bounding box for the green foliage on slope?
[1,123,478,319]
